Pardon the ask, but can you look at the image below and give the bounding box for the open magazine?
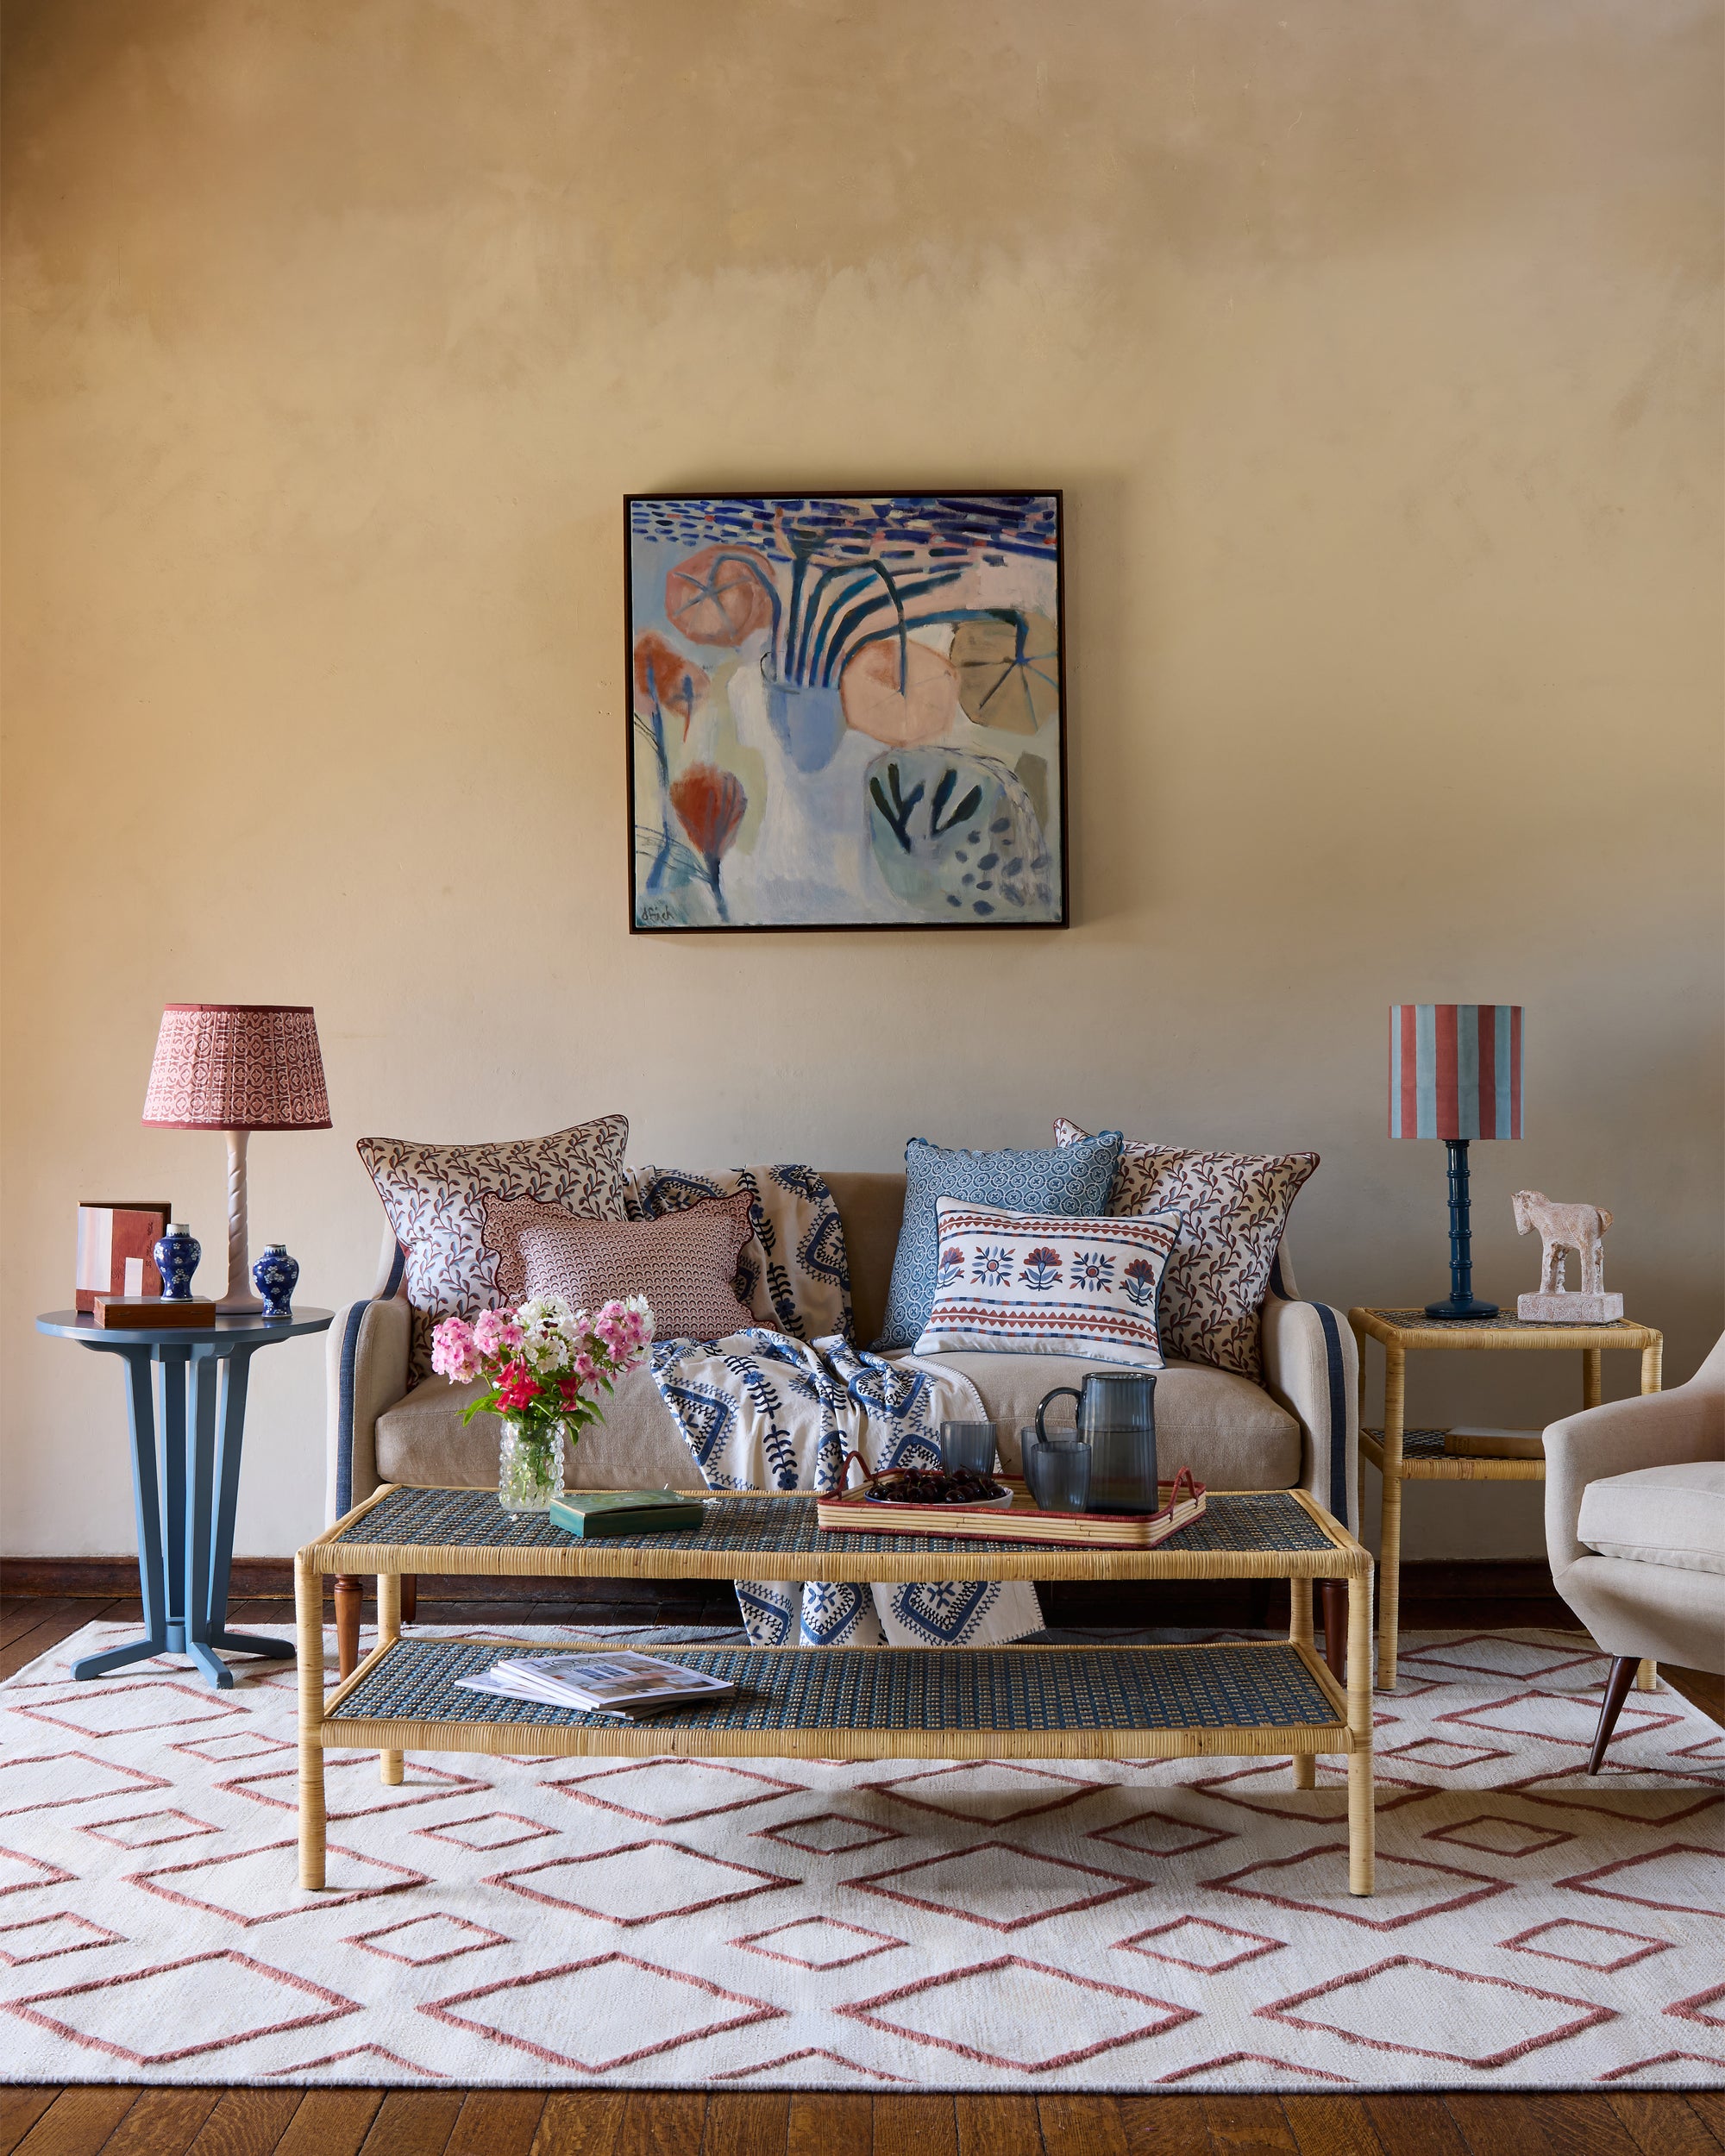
[455,1651,733,1719]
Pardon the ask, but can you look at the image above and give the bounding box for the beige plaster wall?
[3,0,1720,1564]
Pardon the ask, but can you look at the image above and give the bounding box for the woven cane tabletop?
[1353,1307,1658,1348]
[315,1484,1360,1583]
[323,1636,1341,1743]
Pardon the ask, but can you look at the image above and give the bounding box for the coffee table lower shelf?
[298,1634,1375,1896]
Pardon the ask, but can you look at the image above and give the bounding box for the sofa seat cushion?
[1578,1459,1725,1576]
[912,1351,1302,1490]
[374,1367,698,1493]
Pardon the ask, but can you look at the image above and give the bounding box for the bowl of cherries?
[846,1454,1013,1510]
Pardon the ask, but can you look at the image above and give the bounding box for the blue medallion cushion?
[1055,1118,1318,1381]
[913,1197,1182,1368]
[875,1129,1124,1352]
[624,1165,852,1344]
[356,1114,630,1382]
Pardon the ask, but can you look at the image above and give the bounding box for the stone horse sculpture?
[1513,1189,1613,1296]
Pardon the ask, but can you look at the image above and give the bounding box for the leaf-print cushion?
[913,1197,1182,1368]
[1055,1119,1318,1381]
[356,1115,630,1382]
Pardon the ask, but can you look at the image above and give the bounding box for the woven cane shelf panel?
[1360,1427,1547,1483]
[321,1485,1346,1582]
[1357,1307,1656,1345]
[323,1637,1340,1741]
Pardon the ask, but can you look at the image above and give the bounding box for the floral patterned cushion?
[356,1116,630,1382]
[876,1130,1124,1351]
[500,1190,760,1345]
[913,1198,1182,1368]
[1055,1119,1318,1381]
[624,1165,852,1344]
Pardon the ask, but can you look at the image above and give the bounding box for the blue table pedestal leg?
[185,1347,231,1689]
[72,1346,172,1681]
[204,1344,292,1670]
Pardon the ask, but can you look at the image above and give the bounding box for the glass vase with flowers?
[430,1294,655,1514]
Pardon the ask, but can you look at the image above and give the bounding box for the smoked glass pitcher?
[1033,1370,1158,1514]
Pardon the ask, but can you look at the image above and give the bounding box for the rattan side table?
[1349,1307,1662,1691]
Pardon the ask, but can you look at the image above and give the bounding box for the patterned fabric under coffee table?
[298,1484,1377,1897]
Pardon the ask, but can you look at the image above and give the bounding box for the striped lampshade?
[1389,1005,1522,1140]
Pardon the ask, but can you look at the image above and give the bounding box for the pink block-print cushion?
[499,1190,762,1346]
[1055,1119,1318,1381]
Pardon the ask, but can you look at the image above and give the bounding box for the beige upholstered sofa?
[1545,1331,1724,1769]
[326,1169,1359,1663]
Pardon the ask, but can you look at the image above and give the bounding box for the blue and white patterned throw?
[649,1330,1043,1650]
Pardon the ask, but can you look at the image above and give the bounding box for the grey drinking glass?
[939,1421,999,1476]
[1023,1438,1092,1514]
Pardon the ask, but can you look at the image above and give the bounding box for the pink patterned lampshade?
[141,1005,331,1131]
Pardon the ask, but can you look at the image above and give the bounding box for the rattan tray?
[817,1472,1206,1549]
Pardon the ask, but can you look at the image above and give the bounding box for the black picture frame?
[625,490,1070,935]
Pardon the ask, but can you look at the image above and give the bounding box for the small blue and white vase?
[154,1224,200,1300]
[253,1244,298,1321]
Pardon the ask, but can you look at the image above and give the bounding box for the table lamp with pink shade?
[141,1004,331,1313]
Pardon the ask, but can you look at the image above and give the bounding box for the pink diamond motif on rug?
[1088,1808,1236,1858]
[348,1913,511,1966]
[1208,1844,1511,1930]
[1,1949,358,2065]
[1190,1764,1434,1818]
[1501,1769,1723,1827]
[1497,1920,1673,1972]
[78,1808,221,1852]
[220,1756,488,1818]
[0,1911,124,1965]
[265,2042,448,2080]
[170,1729,292,1765]
[13,1683,245,1739]
[133,1839,429,1926]
[0,1845,73,1898]
[546,1758,802,1824]
[1377,1737,1514,1771]
[1423,1814,1575,1858]
[1599,2051,1725,2085]
[422,1952,781,2072]
[0,1751,169,1820]
[732,1915,905,1970]
[1438,1690,1683,1749]
[753,1812,902,1857]
[861,1762,1099,1824]
[1669,1983,1725,2028]
[414,1812,554,1852]
[1556,1843,1725,1920]
[1157,2052,1350,2087]
[1114,1915,1284,1973]
[850,1841,1149,1932]
[712,2045,910,2084]
[838,1954,1196,2071]
[1260,1954,1615,2068]
[1399,1636,1603,1684]
[487,1839,794,1926]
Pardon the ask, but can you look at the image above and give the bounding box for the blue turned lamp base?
[1425,1138,1498,1321]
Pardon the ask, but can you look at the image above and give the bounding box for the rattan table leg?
[1346,1570,1375,1896]
[1641,1342,1663,1395]
[1635,1659,1659,1690]
[1583,1350,1603,1411]
[1288,1579,1315,1789]
[1377,1346,1406,1690]
[295,1556,326,1891]
[376,1572,403,1787]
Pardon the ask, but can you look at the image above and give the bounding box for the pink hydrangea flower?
[430,1316,480,1384]
[472,1308,507,1355]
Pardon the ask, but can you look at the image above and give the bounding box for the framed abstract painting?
[626,492,1068,933]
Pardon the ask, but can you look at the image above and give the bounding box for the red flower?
[557,1376,586,1409]
[670,764,747,864]
[494,1362,543,1412]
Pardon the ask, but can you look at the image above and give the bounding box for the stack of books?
[547,1489,706,1538]
[455,1651,733,1720]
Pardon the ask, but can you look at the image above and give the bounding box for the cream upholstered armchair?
[1545,1332,1724,1771]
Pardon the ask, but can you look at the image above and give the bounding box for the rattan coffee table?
[295,1484,1376,1895]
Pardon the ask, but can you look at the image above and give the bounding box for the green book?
[549,1489,706,1539]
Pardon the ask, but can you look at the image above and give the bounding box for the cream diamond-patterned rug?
[0,1622,1720,2091]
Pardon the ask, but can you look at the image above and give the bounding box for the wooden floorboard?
[1,1601,1716,2141]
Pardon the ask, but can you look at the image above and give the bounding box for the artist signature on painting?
[637,899,682,927]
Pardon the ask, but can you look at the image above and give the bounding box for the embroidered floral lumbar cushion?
[1055,1119,1318,1381]
[500,1190,761,1347]
[876,1130,1124,1351]
[913,1197,1182,1368]
[624,1164,852,1344]
[356,1115,630,1381]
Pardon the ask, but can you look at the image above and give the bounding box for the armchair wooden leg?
[400,1576,417,1626]
[1588,1656,1638,1774]
[1320,1583,1347,1683]
[334,1576,362,1680]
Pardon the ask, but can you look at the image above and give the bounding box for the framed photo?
[626,492,1067,933]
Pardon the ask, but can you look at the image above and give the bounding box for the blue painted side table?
[35,1307,333,1689]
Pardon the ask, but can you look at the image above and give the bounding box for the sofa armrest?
[1261,1293,1359,1533]
[1545,1385,1725,1576]
[325,1294,413,1523]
